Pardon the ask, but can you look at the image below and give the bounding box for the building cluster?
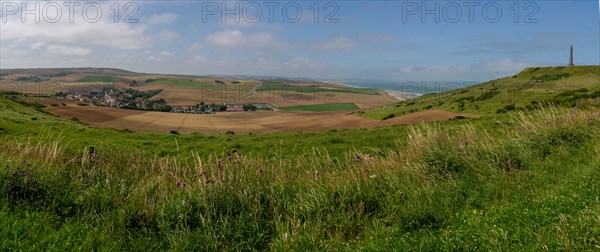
[56,88,170,111]
[56,89,276,114]
[170,103,275,114]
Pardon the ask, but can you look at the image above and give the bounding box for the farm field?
[0,68,397,108]
[278,103,360,111]
[45,104,475,134]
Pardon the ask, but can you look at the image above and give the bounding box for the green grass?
[76,76,115,83]
[1,66,599,250]
[278,103,360,111]
[257,81,381,95]
[363,66,600,120]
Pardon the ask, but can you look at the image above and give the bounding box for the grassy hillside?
[0,66,599,250]
[76,76,115,83]
[363,66,600,120]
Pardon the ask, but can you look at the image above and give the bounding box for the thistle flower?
[176,181,181,187]
[354,156,361,161]
[258,169,264,174]
[342,163,347,167]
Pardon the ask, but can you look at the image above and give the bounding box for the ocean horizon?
[326,79,481,95]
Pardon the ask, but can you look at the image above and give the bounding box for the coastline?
[384,90,421,101]
[322,80,422,101]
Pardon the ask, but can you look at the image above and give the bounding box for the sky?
[1,0,598,81]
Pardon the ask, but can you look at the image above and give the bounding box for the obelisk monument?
[568,45,574,67]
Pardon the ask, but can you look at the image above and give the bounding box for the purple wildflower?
[44,184,49,189]
[258,169,264,174]
[176,181,181,187]
[206,178,215,184]
[342,163,347,167]
[354,156,361,161]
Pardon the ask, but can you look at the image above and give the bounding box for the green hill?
[0,66,599,250]
[363,66,600,120]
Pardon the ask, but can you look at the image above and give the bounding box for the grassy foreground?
[1,94,599,250]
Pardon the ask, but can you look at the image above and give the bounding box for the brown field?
[46,106,478,134]
[146,84,396,108]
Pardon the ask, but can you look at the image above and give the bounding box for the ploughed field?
[46,105,476,134]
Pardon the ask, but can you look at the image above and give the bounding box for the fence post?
[89,145,95,165]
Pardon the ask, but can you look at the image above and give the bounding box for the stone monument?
[568,45,574,67]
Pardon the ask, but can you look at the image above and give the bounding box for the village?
[55,88,275,114]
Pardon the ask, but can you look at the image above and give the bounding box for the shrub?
[383,114,396,120]
[496,104,516,114]
[454,96,474,103]
[476,89,500,101]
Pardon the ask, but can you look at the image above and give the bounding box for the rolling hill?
[0,66,598,250]
[362,66,600,119]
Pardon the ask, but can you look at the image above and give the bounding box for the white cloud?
[313,37,357,51]
[204,29,280,50]
[0,2,179,50]
[284,57,322,69]
[156,30,181,43]
[146,13,178,25]
[30,42,45,50]
[188,43,204,51]
[360,33,397,42]
[159,51,173,56]
[1,16,149,50]
[190,55,209,63]
[46,45,92,56]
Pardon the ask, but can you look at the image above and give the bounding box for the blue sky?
[1,1,598,81]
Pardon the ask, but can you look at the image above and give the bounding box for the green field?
[76,76,115,83]
[0,66,599,250]
[278,103,360,111]
[257,81,381,95]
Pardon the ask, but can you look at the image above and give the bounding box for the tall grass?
[1,107,599,250]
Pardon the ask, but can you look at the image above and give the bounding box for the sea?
[325,79,481,96]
